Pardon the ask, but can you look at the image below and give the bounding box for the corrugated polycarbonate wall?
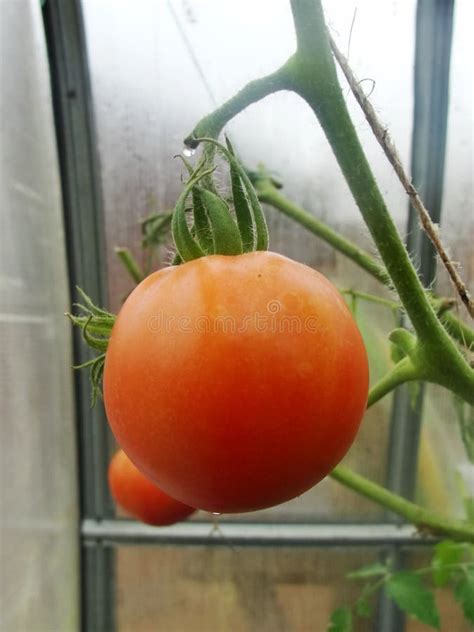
[0,1,79,630]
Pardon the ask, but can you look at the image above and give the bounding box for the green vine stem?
[326,349,473,541]
[184,67,291,148]
[255,176,474,349]
[330,465,474,542]
[115,247,144,284]
[340,289,399,312]
[366,357,419,408]
[441,310,474,349]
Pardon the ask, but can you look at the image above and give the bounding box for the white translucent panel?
[405,550,472,632]
[438,0,473,295]
[0,1,79,630]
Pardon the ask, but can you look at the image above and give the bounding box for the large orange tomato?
[104,251,369,513]
[108,449,195,525]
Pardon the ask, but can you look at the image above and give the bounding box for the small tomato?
[108,449,195,526]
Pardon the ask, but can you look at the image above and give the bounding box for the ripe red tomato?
[108,449,195,525]
[104,251,369,514]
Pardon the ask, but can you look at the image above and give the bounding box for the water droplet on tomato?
[183,147,195,157]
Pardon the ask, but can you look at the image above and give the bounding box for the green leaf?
[386,571,440,629]
[327,606,352,632]
[192,188,214,253]
[171,164,213,262]
[195,137,269,251]
[175,155,212,253]
[432,540,464,587]
[226,137,255,251]
[454,566,474,624]
[355,595,372,618]
[141,212,172,249]
[199,188,243,256]
[90,354,106,407]
[221,136,268,251]
[75,286,114,318]
[347,562,388,579]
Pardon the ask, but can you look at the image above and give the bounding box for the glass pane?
[115,545,378,631]
[405,550,471,632]
[0,0,79,629]
[415,0,473,524]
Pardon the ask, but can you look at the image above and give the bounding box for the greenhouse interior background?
[0,0,473,631]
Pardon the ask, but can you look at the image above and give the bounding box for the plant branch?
[184,65,292,147]
[367,357,419,408]
[329,464,474,542]
[340,289,399,311]
[440,309,474,349]
[329,34,474,319]
[115,247,144,284]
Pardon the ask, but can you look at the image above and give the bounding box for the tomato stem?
[115,247,144,284]
[367,358,419,409]
[330,465,474,543]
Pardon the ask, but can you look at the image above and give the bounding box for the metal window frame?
[41,1,455,631]
[42,1,114,630]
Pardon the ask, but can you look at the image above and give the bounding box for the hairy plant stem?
[329,33,474,318]
[330,465,474,542]
[115,247,144,284]
[367,357,419,408]
[184,66,292,148]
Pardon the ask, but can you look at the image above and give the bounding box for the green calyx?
[172,137,269,263]
[66,287,115,405]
